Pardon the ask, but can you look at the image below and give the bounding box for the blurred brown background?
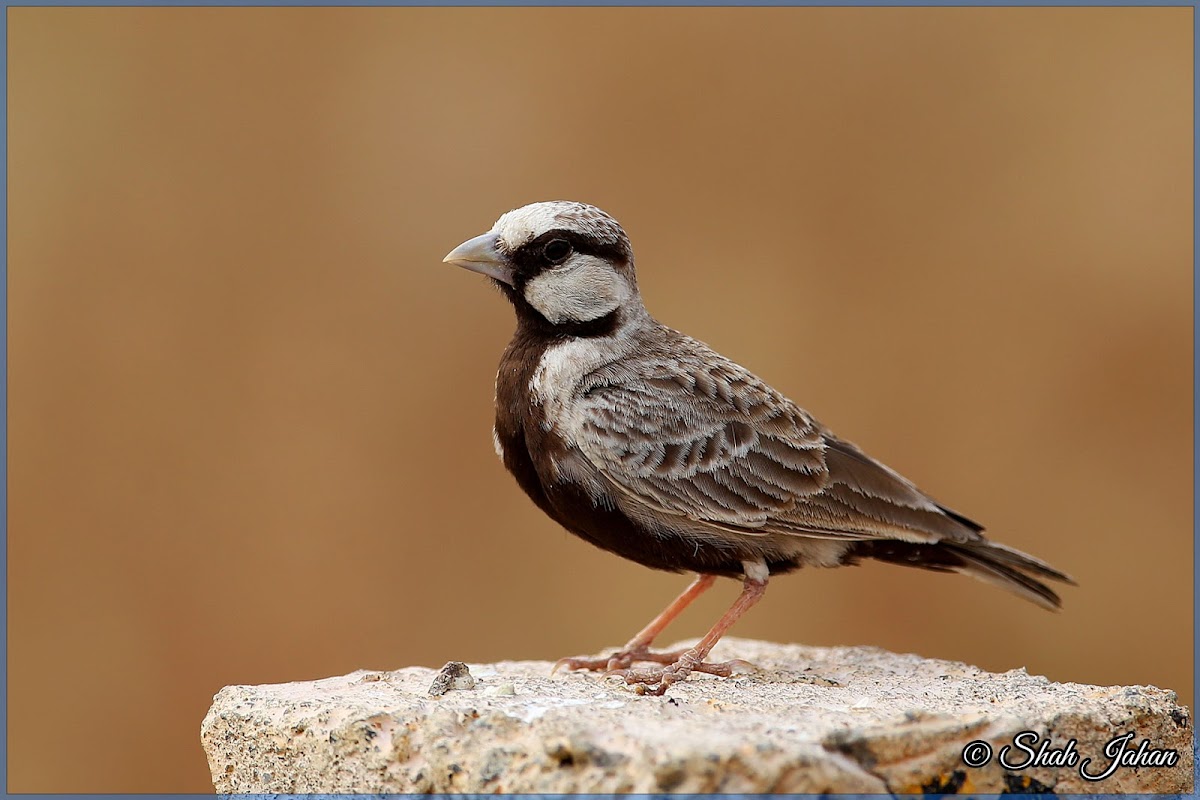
[8,7,1192,792]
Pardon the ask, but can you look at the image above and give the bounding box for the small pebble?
[484,682,516,697]
[428,661,476,696]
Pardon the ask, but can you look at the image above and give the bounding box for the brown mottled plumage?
[444,201,1074,694]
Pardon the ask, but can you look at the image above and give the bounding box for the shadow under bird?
[443,200,1074,695]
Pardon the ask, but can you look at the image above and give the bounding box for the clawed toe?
[551,651,635,675]
[553,647,760,695]
[602,665,672,694]
[600,651,758,694]
[617,648,688,666]
[551,655,609,675]
[694,657,758,677]
[551,645,679,676]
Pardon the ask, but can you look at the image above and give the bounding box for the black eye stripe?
[511,229,631,273]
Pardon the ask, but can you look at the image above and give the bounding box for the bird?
[443,200,1074,695]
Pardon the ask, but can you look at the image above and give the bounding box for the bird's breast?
[527,336,615,436]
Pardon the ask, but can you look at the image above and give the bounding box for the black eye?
[542,238,573,265]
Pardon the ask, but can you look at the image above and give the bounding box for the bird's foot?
[605,649,757,695]
[552,645,691,675]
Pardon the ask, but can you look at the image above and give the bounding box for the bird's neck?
[509,293,650,343]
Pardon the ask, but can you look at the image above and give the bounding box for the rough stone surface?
[201,638,1193,793]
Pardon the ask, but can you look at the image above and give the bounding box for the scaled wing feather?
[573,330,981,545]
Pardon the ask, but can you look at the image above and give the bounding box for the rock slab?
[201,638,1193,793]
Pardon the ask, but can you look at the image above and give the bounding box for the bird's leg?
[553,573,716,673]
[614,566,768,695]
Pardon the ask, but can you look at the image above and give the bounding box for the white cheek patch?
[523,256,630,325]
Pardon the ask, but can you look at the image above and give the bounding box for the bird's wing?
[574,340,979,544]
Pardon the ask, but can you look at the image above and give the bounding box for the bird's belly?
[540,477,755,576]
[506,422,788,576]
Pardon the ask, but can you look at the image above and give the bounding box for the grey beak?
[442,232,514,286]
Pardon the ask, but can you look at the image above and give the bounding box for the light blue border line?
[3,796,1192,800]
[1192,3,1198,788]
[7,797,1186,799]
[0,2,1193,798]
[3,3,9,798]
[0,0,1195,5]
[19,797,1186,799]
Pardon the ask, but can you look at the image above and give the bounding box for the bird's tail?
[851,539,1077,611]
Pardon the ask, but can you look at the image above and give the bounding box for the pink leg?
[623,573,717,651]
[615,573,767,695]
[554,573,717,673]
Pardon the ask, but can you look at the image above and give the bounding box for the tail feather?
[947,544,1068,611]
[956,540,1077,586]
[848,539,1075,611]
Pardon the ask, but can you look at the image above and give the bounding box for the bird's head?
[443,201,643,334]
